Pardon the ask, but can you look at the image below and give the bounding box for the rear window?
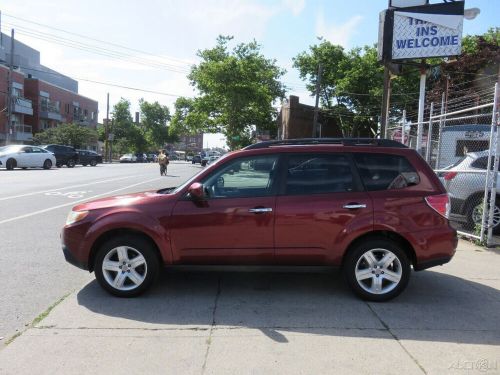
[354,153,420,191]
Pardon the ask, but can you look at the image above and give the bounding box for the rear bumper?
[414,255,453,271]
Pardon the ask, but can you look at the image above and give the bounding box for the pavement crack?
[201,277,222,375]
[365,302,428,375]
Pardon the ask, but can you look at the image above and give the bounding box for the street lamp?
[464,8,480,20]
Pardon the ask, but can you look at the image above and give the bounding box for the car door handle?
[343,203,367,209]
[248,207,273,214]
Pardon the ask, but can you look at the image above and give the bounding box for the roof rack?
[244,138,407,150]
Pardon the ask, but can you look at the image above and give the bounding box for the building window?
[65,103,70,114]
[12,87,21,97]
[40,119,50,130]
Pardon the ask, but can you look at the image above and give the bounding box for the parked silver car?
[438,150,500,233]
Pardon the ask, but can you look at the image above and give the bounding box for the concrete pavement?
[0,240,498,375]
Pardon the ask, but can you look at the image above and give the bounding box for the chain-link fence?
[387,83,500,246]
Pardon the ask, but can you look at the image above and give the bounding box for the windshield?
[0,145,23,154]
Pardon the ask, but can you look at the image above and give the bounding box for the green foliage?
[185,35,286,150]
[33,123,97,148]
[139,99,175,147]
[108,98,176,154]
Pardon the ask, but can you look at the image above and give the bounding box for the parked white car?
[119,154,137,163]
[0,145,56,170]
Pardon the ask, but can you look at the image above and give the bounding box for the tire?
[82,163,88,167]
[343,239,411,302]
[94,235,160,297]
[6,158,16,170]
[66,159,76,168]
[56,162,62,168]
[466,198,500,234]
[90,159,97,167]
[43,159,52,170]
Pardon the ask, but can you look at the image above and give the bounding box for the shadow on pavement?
[76,269,500,345]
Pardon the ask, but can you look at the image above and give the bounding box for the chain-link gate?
[387,83,500,246]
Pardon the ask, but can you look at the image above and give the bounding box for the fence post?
[426,102,434,164]
[435,94,446,169]
[481,83,499,244]
[401,110,405,145]
[486,83,500,246]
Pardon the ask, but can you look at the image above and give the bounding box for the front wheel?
[67,159,76,168]
[6,158,16,170]
[94,235,160,297]
[90,159,97,167]
[343,239,410,302]
[467,199,500,234]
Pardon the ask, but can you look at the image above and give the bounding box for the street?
[0,161,201,341]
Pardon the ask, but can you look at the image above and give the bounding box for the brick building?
[0,32,98,145]
[277,95,343,139]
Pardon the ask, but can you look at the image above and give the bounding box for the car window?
[202,155,278,199]
[470,156,500,171]
[31,147,44,153]
[21,147,33,153]
[354,153,420,191]
[285,153,354,195]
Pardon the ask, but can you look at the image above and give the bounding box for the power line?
[16,64,191,98]
[2,13,194,66]
[3,22,191,74]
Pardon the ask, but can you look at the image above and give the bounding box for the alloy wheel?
[472,203,500,229]
[101,246,148,291]
[354,248,402,295]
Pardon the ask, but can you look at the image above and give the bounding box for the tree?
[110,98,149,153]
[33,123,97,148]
[187,36,286,150]
[139,99,176,147]
[293,40,419,136]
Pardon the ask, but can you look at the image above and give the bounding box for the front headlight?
[65,210,89,225]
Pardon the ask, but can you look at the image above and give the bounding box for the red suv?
[62,138,457,301]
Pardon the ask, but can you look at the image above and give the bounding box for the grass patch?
[4,293,71,346]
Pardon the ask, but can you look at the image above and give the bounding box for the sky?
[0,0,498,148]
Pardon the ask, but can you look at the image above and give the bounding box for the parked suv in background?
[77,150,102,167]
[62,138,457,301]
[438,150,500,233]
[42,144,78,168]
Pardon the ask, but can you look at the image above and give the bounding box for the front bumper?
[62,244,88,270]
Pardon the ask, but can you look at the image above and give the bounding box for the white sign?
[390,0,428,7]
[392,12,463,59]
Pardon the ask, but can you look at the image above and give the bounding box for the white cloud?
[315,13,364,48]
[282,0,306,16]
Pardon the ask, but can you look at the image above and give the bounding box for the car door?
[274,152,373,265]
[30,147,46,167]
[17,147,34,167]
[169,153,280,265]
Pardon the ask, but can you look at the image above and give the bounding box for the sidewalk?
[1,240,499,375]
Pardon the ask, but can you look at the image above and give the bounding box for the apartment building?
[0,32,98,145]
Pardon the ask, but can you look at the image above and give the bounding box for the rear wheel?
[66,159,76,168]
[43,159,52,170]
[6,158,16,170]
[94,235,160,297]
[343,239,410,302]
[90,159,97,166]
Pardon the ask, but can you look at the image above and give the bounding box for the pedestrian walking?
[158,150,169,176]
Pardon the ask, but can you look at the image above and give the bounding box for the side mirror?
[188,182,204,201]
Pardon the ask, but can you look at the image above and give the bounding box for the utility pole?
[416,60,427,155]
[5,28,14,145]
[109,118,114,163]
[105,93,109,162]
[380,66,392,139]
[312,63,322,138]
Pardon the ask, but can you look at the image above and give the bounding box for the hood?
[73,191,163,211]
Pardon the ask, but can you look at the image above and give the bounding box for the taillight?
[425,194,450,219]
[444,171,457,181]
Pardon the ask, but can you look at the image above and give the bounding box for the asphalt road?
[0,161,202,341]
